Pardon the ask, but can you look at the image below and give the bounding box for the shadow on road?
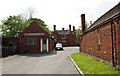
[17,51,57,57]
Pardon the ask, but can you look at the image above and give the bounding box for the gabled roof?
[56,30,70,35]
[51,31,60,36]
[86,3,120,32]
[19,21,50,37]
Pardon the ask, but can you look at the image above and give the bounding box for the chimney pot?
[69,24,71,31]
[53,25,56,31]
[81,14,86,33]
[73,26,75,31]
[62,28,64,30]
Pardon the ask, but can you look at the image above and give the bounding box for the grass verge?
[71,52,120,74]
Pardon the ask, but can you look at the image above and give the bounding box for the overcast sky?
[0,0,119,30]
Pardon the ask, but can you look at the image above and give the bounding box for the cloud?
[0,0,119,30]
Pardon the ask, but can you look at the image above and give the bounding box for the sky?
[0,0,120,31]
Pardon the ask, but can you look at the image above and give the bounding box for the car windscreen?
[56,44,62,47]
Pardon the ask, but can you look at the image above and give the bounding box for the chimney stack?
[81,14,86,33]
[62,28,64,30]
[69,24,71,31]
[73,26,75,31]
[53,25,56,31]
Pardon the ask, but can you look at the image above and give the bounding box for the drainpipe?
[111,20,115,66]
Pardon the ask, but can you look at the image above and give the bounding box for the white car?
[55,43,63,50]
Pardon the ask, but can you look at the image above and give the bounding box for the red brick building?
[80,3,120,67]
[19,21,54,53]
[2,37,18,47]
[51,25,77,47]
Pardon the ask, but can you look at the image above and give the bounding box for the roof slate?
[56,30,70,35]
[87,3,120,31]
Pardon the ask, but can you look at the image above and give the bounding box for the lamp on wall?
[50,36,54,40]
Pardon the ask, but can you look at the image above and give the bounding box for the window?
[26,38,36,45]
[61,35,66,39]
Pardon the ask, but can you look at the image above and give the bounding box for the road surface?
[2,47,79,74]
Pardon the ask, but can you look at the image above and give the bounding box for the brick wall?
[2,37,18,46]
[49,38,54,52]
[80,3,120,66]
[19,37,40,53]
[53,32,61,43]
[61,38,68,47]
[80,18,120,66]
[68,32,77,46]
[115,19,120,66]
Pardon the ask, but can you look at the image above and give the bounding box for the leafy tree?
[85,21,90,28]
[1,15,51,37]
[27,7,35,19]
[76,26,82,41]
[1,15,27,37]
[89,20,93,26]
[85,20,94,28]
[28,18,47,27]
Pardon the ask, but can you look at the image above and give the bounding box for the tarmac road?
[2,47,80,74]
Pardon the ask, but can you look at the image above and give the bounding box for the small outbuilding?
[19,21,54,53]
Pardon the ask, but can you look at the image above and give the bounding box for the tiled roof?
[87,3,120,31]
[56,30,70,35]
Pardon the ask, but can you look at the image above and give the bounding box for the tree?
[1,8,51,37]
[76,26,82,41]
[89,20,93,25]
[28,18,46,27]
[27,7,35,19]
[85,21,90,28]
[1,15,51,37]
[1,15,27,37]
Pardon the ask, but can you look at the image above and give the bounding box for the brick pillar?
[81,14,86,33]
[73,26,75,31]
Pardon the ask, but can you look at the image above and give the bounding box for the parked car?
[55,43,63,50]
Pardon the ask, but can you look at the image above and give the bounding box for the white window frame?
[26,38,36,45]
